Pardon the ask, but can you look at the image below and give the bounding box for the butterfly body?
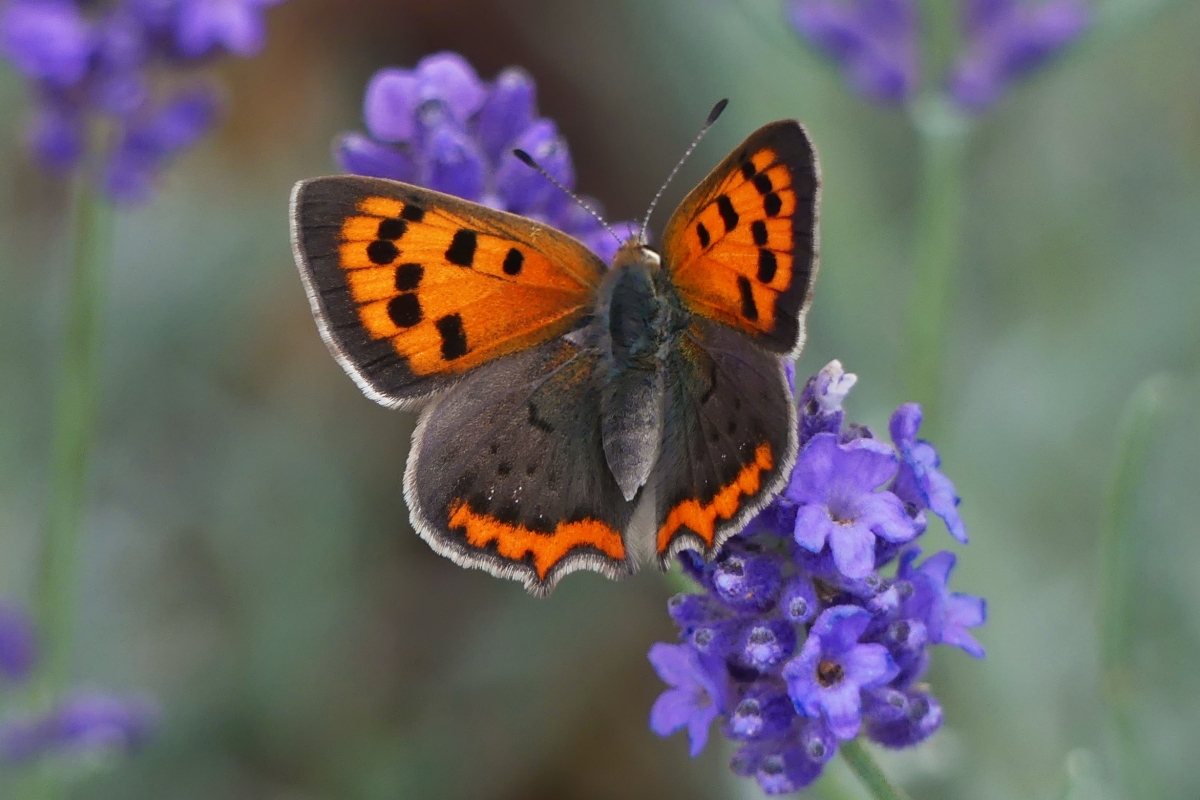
[291,120,820,596]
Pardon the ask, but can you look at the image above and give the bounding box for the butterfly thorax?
[595,240,691,502]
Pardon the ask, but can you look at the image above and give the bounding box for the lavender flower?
[648,643,728,757]
[889,402,967,543]
[0,601,36,682]
[786,433,920,578]
[0,691,159,764]
[337,52,636,264]
[947,0,1089,111]
[0,0,284,202]
[649,362,986,793]
[787,0,920,104]
[782,605,899,739]
[0,599,160,767]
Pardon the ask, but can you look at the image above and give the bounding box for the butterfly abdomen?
[595,244,689,502]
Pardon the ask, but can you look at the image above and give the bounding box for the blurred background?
[1,0,1199,797]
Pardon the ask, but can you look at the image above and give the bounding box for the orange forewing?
[662,121,819,354]
[335,193,602,377]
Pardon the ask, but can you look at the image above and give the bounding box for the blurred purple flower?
[648,643,727,757]
[0,601,36,682]
[337,51,635,264]
[0,0,93,87]
[787,0,920,104]
[649,361,986,793]
[174,0,283,58]
[786,433,919,579]
[948,0,1089,111]
[0,691,159,764]
[0,0,284,203]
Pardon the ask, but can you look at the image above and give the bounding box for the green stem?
[1098,373,1173,800]
[36,179,112,694]
[840,739,911,800]
[902,96,970,423]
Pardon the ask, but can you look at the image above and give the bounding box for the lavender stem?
[840,739,912,800]
[1099,373,1173,800]
[36,175,112,693]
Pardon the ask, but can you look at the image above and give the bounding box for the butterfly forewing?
[291,176,607,408]
[661,121,820,355]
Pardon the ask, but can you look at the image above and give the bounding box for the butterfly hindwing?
[291,176,607,407]
[661,121,820,355]
[652,318,798,564]
[407,337,637,596]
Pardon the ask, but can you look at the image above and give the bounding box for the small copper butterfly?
[289,112,821,595]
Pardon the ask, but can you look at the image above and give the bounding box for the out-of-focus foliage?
[1,0,1198,797]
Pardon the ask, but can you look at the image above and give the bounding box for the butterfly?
[289,116,820,596]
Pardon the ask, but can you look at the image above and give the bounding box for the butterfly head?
[610,237,661,272]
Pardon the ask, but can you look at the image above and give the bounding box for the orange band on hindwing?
[656,442,774,553]
[448,501,627,580]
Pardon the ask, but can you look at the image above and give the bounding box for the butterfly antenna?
[512,149,623,246]
[638,98,729,244]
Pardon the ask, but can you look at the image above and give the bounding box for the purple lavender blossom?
[948,0,1089,111]
[0,0,284,203]
[897,548,987,657]
[174,0,283,58]
[890,402,968,543]
[337,52,637,264]
[782,605,898,739]
[0,690,159,764]
[647,643,727,757]
[787,433,920,578]
[787,0,920,104]
[648,361,985,793]
[0,601,36,682]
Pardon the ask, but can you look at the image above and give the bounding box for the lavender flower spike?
[787,0,920,104]
[649,366,983,792]
[948,0,1089,111]
[0,691,159,764]
[337,52,638,264]
[0,0,285,203]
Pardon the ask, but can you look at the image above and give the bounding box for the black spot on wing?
[388,293,421,327]
[445,230,477,267]
[503,247,524,276]
[377,218,407,240]
[400,203,425,222]
[697,222,710,249]
[435,313,469,359]
[751,219,768,246]
[737,276,758,321]
[394,263,423,291]
[527,402,555,433]
[367,239,398,265]
[764,192,782,217]
[753,173,773,195]
[716,194,739,233]
[757,250,777,283]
